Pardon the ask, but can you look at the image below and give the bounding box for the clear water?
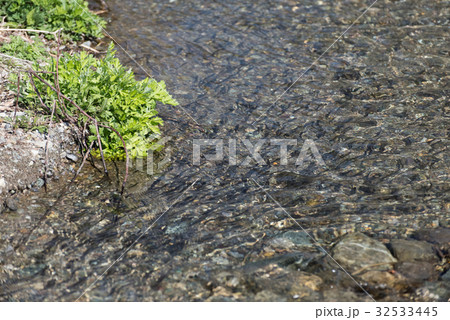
[0,0,448,301]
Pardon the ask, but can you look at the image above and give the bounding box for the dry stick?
[76,140,96,176]
[44,101,57,192]
[54,31,63,110]
[94,120,108,174]
[83,121,102,174]
[79,44,101,54]
[0,53,33,64]
[0,28,58,35]
[97,123,129,194]
[27,73,52,113]
[13,73,20,127]
[34,70,56,74]
[28,70,130,193]
[78,120,89,160]
[53,31,75,125]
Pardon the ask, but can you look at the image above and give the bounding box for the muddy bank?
[0,67,78,210]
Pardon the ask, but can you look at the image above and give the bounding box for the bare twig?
[79,44,101,54]
[44,101,57,191]
[55,31,63,110]
[94,119,108,174]
[76,140,95,176]
[53,30,75,124]
[93,10,109,15]
[0,28,58,35]
[0,53,33,64]
[98,123,129,194]
[13,73,20,127]
[27,73,52,113]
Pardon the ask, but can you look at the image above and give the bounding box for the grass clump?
[0,0,106,40]
[23,44,178,160]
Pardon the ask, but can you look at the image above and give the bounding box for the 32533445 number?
[376,307,438,317]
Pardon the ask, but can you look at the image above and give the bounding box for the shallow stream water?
[0,0,448,301]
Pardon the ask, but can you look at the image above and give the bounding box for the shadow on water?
[0,0,448,301]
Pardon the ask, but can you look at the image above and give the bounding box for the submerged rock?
[441,269,450,281]
[332,232,397,273]
[412,229,450,252]
[395,261,438,282]
[390,239,437,262]
[359,270,408,291]
[269,230,313,249]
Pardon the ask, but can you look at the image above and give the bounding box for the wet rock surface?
[0,0,448,301]
[395,261,438,283]
[412,229,450,252]
[390,239,437,262]
[332,232,397,273]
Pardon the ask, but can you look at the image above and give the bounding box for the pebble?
[332,232,397,273]
[415,282,450,302]
[271,230,313,248]
[390,239,437,262]
[5,197,18,211]
[31,178,45,191]
[66,153,79,162]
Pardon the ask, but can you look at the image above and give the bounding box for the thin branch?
[76,140,95,176]
[13,73,20,127]
[0,53,33,64]
[53,31,74,123]
[98,123,129,194]
[79,44,101,54]
[94,119,108,174]
[0,28,58,34]
[27,73,52,113]
[44,101,57,192]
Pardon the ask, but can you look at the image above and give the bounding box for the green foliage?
[23,44,178,160]
[0,0,106,40]
[0,35,48,62]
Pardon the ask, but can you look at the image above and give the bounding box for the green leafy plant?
[23,44,178,160]
[0,35,48,62]
[0,0,106,40]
